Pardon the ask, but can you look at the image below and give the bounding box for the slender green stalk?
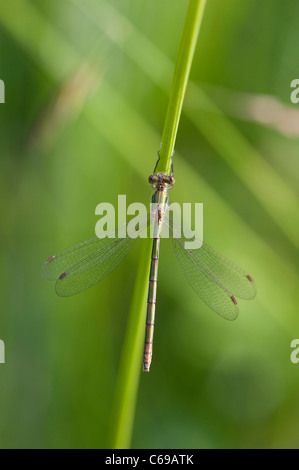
[109,0,207,449]
[157,0,207,175]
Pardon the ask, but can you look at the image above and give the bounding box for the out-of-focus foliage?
[0,0,298,449]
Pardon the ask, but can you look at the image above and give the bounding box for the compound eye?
[148,174,158,184]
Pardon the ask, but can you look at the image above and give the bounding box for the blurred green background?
[0,0,299,449]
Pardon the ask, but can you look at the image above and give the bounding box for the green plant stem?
[158,0,207,175]
[109,0,207,449]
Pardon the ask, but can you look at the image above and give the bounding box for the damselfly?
[42,158,257,371]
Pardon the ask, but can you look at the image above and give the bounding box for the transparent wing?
[188,242,257,300]
[41,216,150,297]
[166,218,256,321]
[55,236,136,297]
[41,236,115,282]
[172,236,239,320]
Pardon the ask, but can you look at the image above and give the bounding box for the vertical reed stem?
[158,0,207,175]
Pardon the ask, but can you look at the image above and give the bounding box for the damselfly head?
[148,173,175,188]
